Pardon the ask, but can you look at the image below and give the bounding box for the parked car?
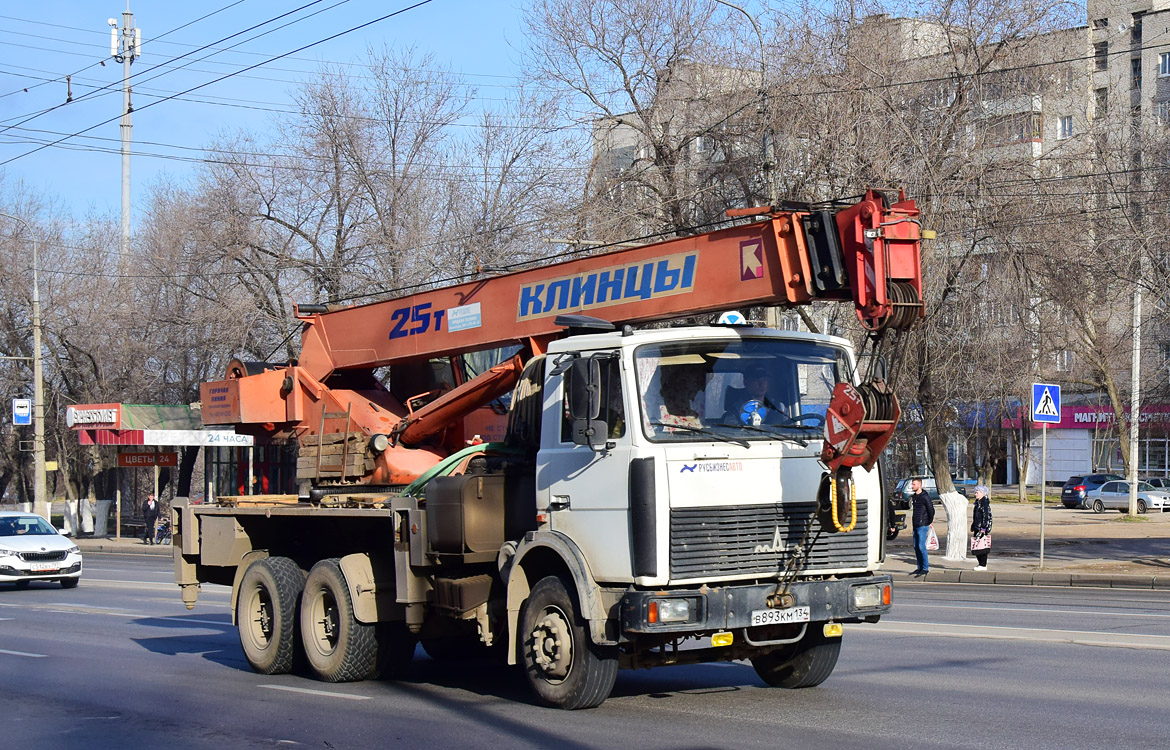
[1060,473,1124,509]
[0,512,83,588]
[1143,477,1170,489]
[892,476,969,506]
[1085,480,1170,514]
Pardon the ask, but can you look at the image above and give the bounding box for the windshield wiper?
[647,421,750,448]
[719,422,810,447]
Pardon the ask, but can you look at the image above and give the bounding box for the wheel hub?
[531,610,573,679]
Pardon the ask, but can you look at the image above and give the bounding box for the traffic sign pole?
[1040,424,1046,570]
[1032,383,1061,571]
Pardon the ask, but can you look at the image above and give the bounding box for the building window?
[1094,88,1108,118]
[1094,42,1108,70]
[1058,115,1073,139]
[1132,13,1143,44]
[1160,53,1170,76]
[1132,58,1142,89]
[1055,350,1072,372]
[1093,18,1108,30]
[1157,101,1170,126]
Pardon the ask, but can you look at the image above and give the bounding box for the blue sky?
[0,1,528,219]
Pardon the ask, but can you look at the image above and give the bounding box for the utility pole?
[1128,267,1142,516]
[109,4,140,263]
[0,212,47,518]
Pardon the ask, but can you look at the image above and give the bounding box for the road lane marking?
[0,648,48,658]
[858,620,1170,650]
[259,684,371,701]
[896,603,1170,619]
[0,602,228,624]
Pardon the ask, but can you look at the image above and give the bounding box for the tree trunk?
[939,491,969,561]
[176,446,199,499]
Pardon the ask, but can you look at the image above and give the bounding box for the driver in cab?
[724,365,788,425]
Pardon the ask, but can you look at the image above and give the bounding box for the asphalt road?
[2,553,1167,749]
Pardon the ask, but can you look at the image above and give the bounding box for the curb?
[893,570,1170,589]
[75,541,172,556]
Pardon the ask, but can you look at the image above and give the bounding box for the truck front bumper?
[619,575,892,635]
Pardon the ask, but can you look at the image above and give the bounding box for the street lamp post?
[1,212,47,517]
[714,0,771,205]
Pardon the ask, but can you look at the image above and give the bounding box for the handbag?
[970,532,991,551]
[925,524,939,551]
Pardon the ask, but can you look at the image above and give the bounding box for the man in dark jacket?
[143,494,159,545]
[910,479,934,576]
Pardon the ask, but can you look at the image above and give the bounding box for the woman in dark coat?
[970,485,992,570]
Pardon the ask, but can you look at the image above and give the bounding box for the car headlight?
[0,547,15,558]
[66,545,80,554]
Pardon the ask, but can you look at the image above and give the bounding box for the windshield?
[0,516,58,536]
[634,337,851,443]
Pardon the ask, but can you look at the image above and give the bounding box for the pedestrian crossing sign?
[1032,383,1061,423]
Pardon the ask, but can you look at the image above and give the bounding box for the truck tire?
[519,575,617,710]
[750,626,841,689]
[300,558,377,682]
[237,556,305,675]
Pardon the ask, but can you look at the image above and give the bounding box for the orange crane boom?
[201,190,924,487]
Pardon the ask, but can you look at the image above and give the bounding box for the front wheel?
[60,577,79,589]
[1137,499,1148,514]
[519,576,617,710]
[1092,499,1105,513]
[300,558,377,682]
[237,557,305,675]
[750,625,842,688]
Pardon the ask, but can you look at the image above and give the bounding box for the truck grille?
[670,500,869,579]
[19,551,68,562]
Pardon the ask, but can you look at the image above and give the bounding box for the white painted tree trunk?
[939,491,970,561]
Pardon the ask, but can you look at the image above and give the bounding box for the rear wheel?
[519,576,617,710]
[300,558,377,682]
[750,626,842,688]
[237,557,305,675]
[1092,499,1104,513]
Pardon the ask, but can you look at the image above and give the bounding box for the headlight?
[0,547,15,558]
[851,583,890,609]
[66,545,80,554]
[648,598,693,623]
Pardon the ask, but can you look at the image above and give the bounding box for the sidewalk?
[887,501,1170,588]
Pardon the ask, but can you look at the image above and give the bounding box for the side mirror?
[567,357,606,448]
[567,357,601,421]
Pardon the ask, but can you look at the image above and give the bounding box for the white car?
[1085,481,1170,514]
[0,511,83,588]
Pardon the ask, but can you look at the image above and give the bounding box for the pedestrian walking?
[910,478,934,576]
[143,494,159,545]
[970,484,993,570]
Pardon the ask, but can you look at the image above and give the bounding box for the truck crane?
[175,189,925,709]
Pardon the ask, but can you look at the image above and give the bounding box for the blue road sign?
[1032,383,1061,423]
[12,398,31,426]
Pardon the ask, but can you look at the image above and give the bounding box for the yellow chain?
[828,474,858,533]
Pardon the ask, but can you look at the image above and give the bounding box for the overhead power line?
[0,0,438,167]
